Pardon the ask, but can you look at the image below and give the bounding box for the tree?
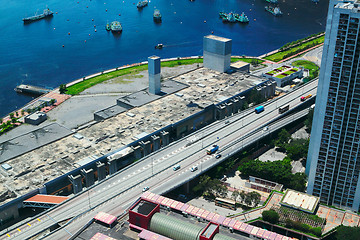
[21,110,25,116]
[50,99,56,105]
[304,108,314,132]
[275,129,291,148]
[249,191,261,207]
[336,226,360,240]
[59,84,67,94]
[239,191,247,204]
[9,113,14,118]
[244,192,253,207]
[11,118,17,123]
[262,209,279,224]
[285,138,309,160]
[231,190,240,203]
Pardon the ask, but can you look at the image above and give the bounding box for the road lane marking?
[7,234,10,237]
[37,218,41,221]
[27,223,31,227]
[17,228,21,232]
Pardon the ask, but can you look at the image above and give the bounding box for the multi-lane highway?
[2,79,317,240]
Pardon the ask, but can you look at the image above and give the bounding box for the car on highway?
[215,154,222,159]
[142,186,149,192]
[190,166,198,172]
[173,164,181,171]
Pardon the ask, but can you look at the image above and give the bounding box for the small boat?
[265,0,278,3]
[110,21,122,32]
[155,43,163,49]
[23,8,53,22]
[237,12,249,23]
[224,12,237,23]
[153,9,162,22]
[137,0,148,8]
[312,0,319,3]
[265,6,283,16]
[105,22,111,31]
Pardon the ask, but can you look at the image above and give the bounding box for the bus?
[215,197,236,210]
[278,105,289,114]
[255,105,264,114]
[207,145,219,155]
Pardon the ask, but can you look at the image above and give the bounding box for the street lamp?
[88,190,91,209]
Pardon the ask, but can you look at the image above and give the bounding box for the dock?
[15,84,52,96]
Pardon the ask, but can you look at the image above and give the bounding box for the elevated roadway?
[2,79,318,240]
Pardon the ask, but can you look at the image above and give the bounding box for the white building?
[306,0,360,211]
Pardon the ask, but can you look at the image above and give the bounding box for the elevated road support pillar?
[139,140,151,156]
[108,158,117,175]
[96,161,106,181]
[81,168,95,188]
[69,175,83,194]
[160,131,169,147]
[132,145,142,160]
[151,135,161,152]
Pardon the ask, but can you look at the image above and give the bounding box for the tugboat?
[265,6,283,16]
[155,43,163,49]
[22,8,53,22]
[237,12,249,23]
[105,22,111,31]
[137,0,148,8]
[110,21,122,32]
[153,9,162,22]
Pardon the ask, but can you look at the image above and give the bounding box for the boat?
[110,21,122,32]
[22,8,53,22]
[105,22,111,31]
[312,0,319,3]
[265,0,278,3]
[237,12,249,23]
[155,43,163,49]
[223,12,237,23]
[219,11,249,23]
[153,9,162,22]
[265,6,283,16]
[137,0,148,8]
[15,84,51,96]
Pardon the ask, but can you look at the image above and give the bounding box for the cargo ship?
[219,11,249,23]
[153,9,162,22]
[22,8,53,22]
[110,21,122,32]
[137,0,148,8]
[265,6,283,16]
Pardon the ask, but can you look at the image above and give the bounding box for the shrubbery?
[262,209,279,224]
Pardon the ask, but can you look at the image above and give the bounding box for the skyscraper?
[306,0,360,211]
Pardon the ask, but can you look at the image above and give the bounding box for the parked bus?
[278,105,290,114]
[215,197,236,210]
[255,105,264,114]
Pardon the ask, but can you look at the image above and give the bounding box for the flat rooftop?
[0,65,265,204]
[280,189,320,214]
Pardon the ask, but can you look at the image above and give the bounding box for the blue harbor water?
[0,0,328,117]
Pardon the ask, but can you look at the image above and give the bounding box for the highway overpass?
[1,79,317,240]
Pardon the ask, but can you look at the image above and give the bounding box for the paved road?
[2,79,318,240]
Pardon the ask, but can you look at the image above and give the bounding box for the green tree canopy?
[336,226,360,240]
[262,209,279,224]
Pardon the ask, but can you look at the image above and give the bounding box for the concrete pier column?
[226,102,233,117]
[216,105,226,120]
[81,168,95,188]
[108,158,117,175]
[148,56,161,95]
[203,35,232,73]
[232,98,239,113]
[160,131,169,147]
[69,174,83,194]
[151,135,161,152]
[96,161,106,181]
[132,145,142,160]
[139,140,151,156]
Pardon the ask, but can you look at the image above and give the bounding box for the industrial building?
[0,36,276,224]
[306,0,360,211]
